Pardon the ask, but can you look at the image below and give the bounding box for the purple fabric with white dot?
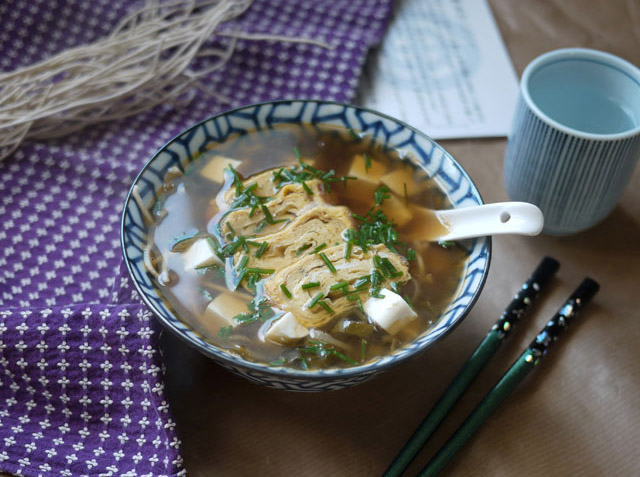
[0,0,393,474]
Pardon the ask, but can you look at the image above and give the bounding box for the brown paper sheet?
[164,1,640,475]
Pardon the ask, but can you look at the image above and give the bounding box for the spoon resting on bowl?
[410,202,544,242]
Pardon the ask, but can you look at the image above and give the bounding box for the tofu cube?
[203,293,249,332]
[184,238,223,270]
[364,288,417,335]
[380,194,412,227]
[348,154,387,183]
[265,312,309,345]
[380,167,426,197]
[199,155,241,183]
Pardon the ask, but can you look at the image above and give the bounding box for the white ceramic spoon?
[411,201,544,242]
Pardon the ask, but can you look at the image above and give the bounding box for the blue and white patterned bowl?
[121,100,490,391]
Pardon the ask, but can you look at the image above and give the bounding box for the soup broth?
[147,124,467,370]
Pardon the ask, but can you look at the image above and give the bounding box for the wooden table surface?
[162,1,640,475]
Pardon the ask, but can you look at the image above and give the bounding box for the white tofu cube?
[364,288,417,335]
[203,293,249,332]
[199,155,241,183]
[184,238,223,270]
[265,312,309,344]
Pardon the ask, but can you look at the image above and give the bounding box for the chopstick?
[384,257,560,477]
[418,277,600,477]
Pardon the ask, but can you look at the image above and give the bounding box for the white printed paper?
[356,0,519,139]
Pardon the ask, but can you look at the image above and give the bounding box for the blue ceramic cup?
[504,48,640,235]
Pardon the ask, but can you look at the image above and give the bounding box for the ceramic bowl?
[121,100,490,391]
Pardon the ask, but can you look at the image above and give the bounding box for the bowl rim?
[120,99,492,380]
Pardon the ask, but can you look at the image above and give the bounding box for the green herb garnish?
[255,241,268,258]
[318,300,334,314]
[319,252,336,273]
[307,292,324,309]
[403,182,409,206]
[233,296,274,324]
[374,185,391,206]
[311,243,327,254]
[280,283,292,299]
[298,340,357,365]
[407,248,416,261]
[218,325,233,342]
[363,153,372,172]
[244,267,275,275]
[403,293,415,310]
[272,148,356,193]
[329,281,349,291]
[295,243,312,256]
[344,241,353,260]
[301,281,321,290]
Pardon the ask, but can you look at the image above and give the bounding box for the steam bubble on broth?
[144,124,467,370]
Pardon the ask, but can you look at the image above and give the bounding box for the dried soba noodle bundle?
[0,0,330,159]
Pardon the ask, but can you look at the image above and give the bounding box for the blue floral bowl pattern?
[121,100,490,392]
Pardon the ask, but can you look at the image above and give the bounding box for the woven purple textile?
[0,0,393,475]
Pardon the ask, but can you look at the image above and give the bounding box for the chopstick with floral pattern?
[418,277,600,477]
[384,256,560,477]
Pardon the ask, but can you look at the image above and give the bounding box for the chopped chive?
[373,254,384,273]
[361,339,367,360]
[318,300,334,314]
[348,129,359,140]
[332,350,357,365]
[254,220,268,233]
[347,294,361,301]
[407,248,416,261]
[439,240,456,248]
[311,243,327,254]
[403,182,409,206]
[344,241,353,260]
[319,252,336,273]
[308,292,324,309]
[280,283,292,299]
[269,358,287,366]
[363,154,372,172]
[403,293,415,310]
[295,243,312,256]
[293,146,302,165]
[354,277,370,289]
[205,236,218,251]
[357,297,364,313]
[261,204,274,223]
[198,287,213,301]
[374,185,392,206]
[301,281,321,290]
[255,241,268,258]
[330,281,349,291]
[244,267,275,274]
[301,181,313,195]
[226,222,236,235]
[218,325,233,342]
[237,255,249,271]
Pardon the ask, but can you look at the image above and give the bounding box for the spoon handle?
[435,202,544,241]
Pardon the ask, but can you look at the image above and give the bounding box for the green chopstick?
[418,277,600,477]
[384,257,560,477]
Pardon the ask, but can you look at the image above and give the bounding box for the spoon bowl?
[412,202,544,242]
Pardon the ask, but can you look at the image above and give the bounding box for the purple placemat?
[0,0,393,474]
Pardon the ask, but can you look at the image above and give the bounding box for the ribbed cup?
[504,48,640,235]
